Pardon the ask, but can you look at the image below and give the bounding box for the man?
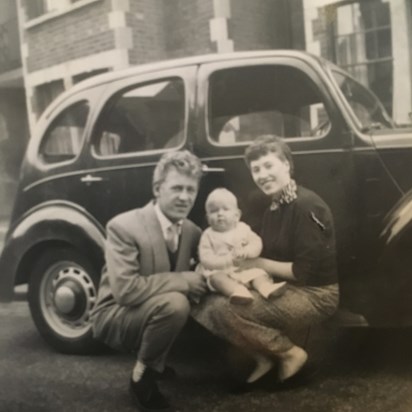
[91,150,207,412]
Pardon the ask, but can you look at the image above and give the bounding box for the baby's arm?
[199,230,233,270]
[233,223,263,260]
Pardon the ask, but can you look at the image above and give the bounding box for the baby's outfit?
[198,222,286,300]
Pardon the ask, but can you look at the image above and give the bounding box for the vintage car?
[1,50,411,354]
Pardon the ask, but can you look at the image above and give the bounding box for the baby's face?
[206,199,240,232]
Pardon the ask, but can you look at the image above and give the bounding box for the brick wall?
[229,0,304,51]
[127,0,166,65]
[25,0,114,72]
[163,0,215,59]
[0,89,28,218]
[127,0,215,65]
[229,0,283,50]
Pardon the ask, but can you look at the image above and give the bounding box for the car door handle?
[201,165,226,173]
[80,174,104,183]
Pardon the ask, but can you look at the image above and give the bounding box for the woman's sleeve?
[291,200,336,285]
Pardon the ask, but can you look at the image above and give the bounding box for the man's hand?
[180,271,208,298]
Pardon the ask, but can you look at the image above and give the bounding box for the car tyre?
[28,247,103,354]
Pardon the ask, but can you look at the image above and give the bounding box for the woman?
[192,135,339,384]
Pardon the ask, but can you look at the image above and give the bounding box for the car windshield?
[331,70,395,132]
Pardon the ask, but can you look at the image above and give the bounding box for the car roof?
[67,49,325,94]
[41,49,328,120]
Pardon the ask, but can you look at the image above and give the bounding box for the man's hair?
[244,135,294,176]
[152,150,203,187]
[205,188,238,211]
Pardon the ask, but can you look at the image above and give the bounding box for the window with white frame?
[25,0,87,20]
[329,0,393,114]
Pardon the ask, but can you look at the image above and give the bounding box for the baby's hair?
[205,188,238,211]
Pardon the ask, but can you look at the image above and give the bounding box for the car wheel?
[28,247,102,354]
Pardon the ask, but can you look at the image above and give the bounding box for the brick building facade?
[17,0,304,131]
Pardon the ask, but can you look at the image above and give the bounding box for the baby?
[198,188,286,304]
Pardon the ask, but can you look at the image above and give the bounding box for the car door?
[79,66,197,225]
[192,56,366,311]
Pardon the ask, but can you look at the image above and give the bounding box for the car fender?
[370,190,412,325]
[0,201,106,302]
[380,190,412,247]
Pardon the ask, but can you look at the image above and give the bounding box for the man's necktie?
[165,223,180,253]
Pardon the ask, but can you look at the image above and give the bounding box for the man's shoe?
[129,373,174,412]
[153,366,177,381]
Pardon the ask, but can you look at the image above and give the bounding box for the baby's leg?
[210,272,253,305]
[252,273,287,299]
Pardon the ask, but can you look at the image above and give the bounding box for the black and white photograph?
[1,0,412,411]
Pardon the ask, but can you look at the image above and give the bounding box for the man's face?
[154,168,199,222]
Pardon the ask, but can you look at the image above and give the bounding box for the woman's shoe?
[246,353,274,383]
[278,346,308,382]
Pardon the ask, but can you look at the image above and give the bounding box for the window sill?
[25,0,102,30]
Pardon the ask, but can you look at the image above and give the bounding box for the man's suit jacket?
[92,201,201,314]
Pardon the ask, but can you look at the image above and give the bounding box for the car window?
[94,78,185,156]
[39,101,89,164]
[208,65,331,145]
[331,70,394,131]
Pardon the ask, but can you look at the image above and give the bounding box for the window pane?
[362,4,374,30]
[365,32,377,60]
[336,4,359,35]
[208,65,330,144]
[26,0,46,19]
[332,1,393,114]
[368,61,393,114]
[351,64,369,87]
[39,101,89,164]
[95,78,185,156]
[335,36,351,66]
[375,2,390,27]
[377,28,392,58]
[332,70,393,129]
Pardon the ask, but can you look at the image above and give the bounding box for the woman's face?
[249,153,291,198]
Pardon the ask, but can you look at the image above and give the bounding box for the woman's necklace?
[270,179,297,211]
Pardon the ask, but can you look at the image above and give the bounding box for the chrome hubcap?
[54,285,76,314]
[39,261,97,339]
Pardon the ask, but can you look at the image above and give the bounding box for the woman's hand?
[235,257,262,270]
[232,246,248,263]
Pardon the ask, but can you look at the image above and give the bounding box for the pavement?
[2,302,412,412]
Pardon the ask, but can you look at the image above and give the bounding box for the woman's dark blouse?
[260,186,337,287]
